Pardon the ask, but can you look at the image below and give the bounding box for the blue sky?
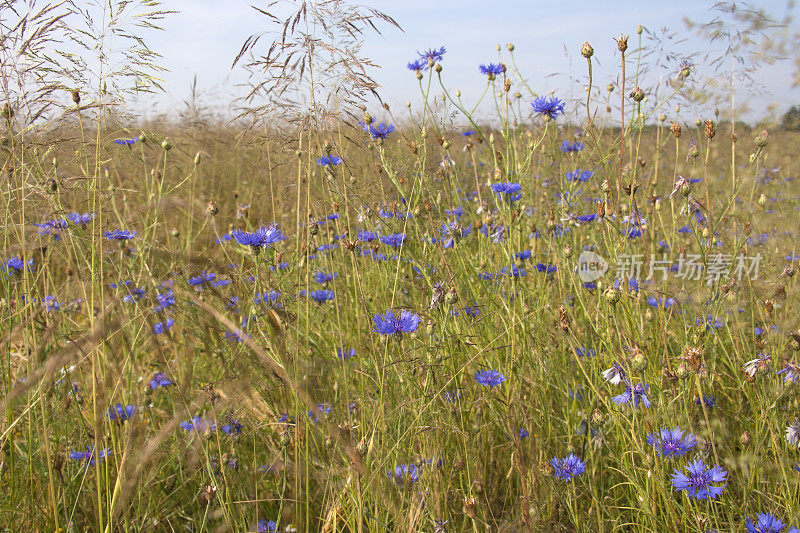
[136,0,800,123]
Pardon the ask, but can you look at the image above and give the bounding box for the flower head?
[417,46,446,64]
[560,140,585,153]
[550,454,586,482]
[149,372,174,389]
[229,225,284,251]
[647,427,697,457]
[475,369,506,388]
[612,380,651,409]
[108,403,136,422]
[309,289,335,303]
[359,121,395,140]
[671,458,727,500]
[373,309,421,336]
[532,96,566,120]
[104,229,137,241]
[387,463,420,487]
[317,155,342,167]
[491,182,522,205]
[479,63,505,77]
[746,513,792,533]
[602,362,627,385]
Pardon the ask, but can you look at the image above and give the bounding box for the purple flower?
[778,362,800,384]
[602,362,626,385]
[786,421,800,448]
[560,140,585,153]
[359,122,395,140]
[114,138,137,146]
[531,96,566,120]
[387,463,419,487]
[407,58,427,71]
[475,369,506,388]
[479,63,505,76]
[317,155,342,166]
[380,233,407,248]
[314,271,337,283]
[180,416,215,433]
[417,46,446,64]
[671,458,727,500]
[373,309,421,336]
[491,182,522,205]
[108,403,136,422]
[104,229,137,241]
[550,454,586,482]
[69,445,110,466]
[153,318,174,335]
[309,289,335,303]
[746,513,794,533]
[646,427,697,457]
[149,372,174,389]
[337,348,356,360]
[229,225,284,251]
[254,520,278,533]
[612,380,651,409]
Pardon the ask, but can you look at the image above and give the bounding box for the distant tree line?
[783,106,800,131]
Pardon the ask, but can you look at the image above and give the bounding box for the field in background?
[3,1,800,531]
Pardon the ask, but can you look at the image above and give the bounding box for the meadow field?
[2,1,800,531]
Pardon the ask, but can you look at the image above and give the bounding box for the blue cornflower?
[314,271,338,283]
[180,416,215,432]
[479,63,505,76]
[113,138,137,146]
[574,347,595,358]
[612,380,651,409]
[155,290,175,312]
[417,46,446,64]
[745,513,795,533]
[67,212,94,225]
[462,130,475,136]
[536,263,557,274]
[696,313,725,331]
[778,362,800,384]
[69,445,110,466]
[407,58,427,71]
[188,270,218,287]
[153,318,174,335]
[309,289,335,303]
[786,421,800,448]
[439,222,471,248]
[229,225,284,251]
[3,256,33,275]
[474,369,506,388]
[373,309,421,336]
[104,229,137,241]
[254,290,281,307]
[317,155,342,167]
[43,295,60,312]
[560,140,585,153]
[359,121,395,140]
[358,230,377,242]
[646,427,697,457]
[222,419,243,435]
[149,372,174,390]
[647,295,676,309]
[550,454,586,482]
[254,520,278,533]
[380,233,407,248]
[671,458,727,500]
[108,403,136,422]
[566,168,594,182]
[491,182,522,205]
[34,219,69,240]
[337,348,356,360]
[696,395,716,408]
[387,463,419,487]
[308,402,331,423]
[225,317,250,343]
[531,96,566,120]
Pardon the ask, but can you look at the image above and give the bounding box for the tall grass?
[1,0,800,531]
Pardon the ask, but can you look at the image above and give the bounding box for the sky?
[132,0,800,124]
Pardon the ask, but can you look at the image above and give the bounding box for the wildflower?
[373,309,421,336]
[104,229,137,241]
[560,140,585,153]
[113,138,137,146]
[418,46,446,64]
[225,317,250,343]
[67,212,94,225]
[695,395,716,408]
[474,369,506,388]
[745,513,794,533]
[153,318,174,335]
[744,354,772,378]
[180,416,215,433]
[359,121,395,140]
[778,362,800,384]
[478,63,505,77]
[149,372,174,390]
[387,463,420,487]
[574,347,595,358]
[254,290,281,307]
[531,96,566,120]
[439,222,471,248]
[3,256,33,275]
[155,290,175,312]
[43,295,61,312]
[188,271,219,288]
[308,403,331,423]
[309,290,335,303]
[34,219,69,240]
[69,445,110,466]
[671,458,727,500]
[380,233,407,248]
[566,169,594,182]
[612,380,651,409]
[337,348,356,360]
[407,58,427,71]
[317,155,342,167]
[254,520,278,533]
[647,427,697,457]
[550,454,586,482]
[222,419,243,435]
[602,362,626,385]
[697,313,725,331]
[314,271,338,283]
[491,182,522,205]
[786,421,800,448]
[229,224,284,252]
